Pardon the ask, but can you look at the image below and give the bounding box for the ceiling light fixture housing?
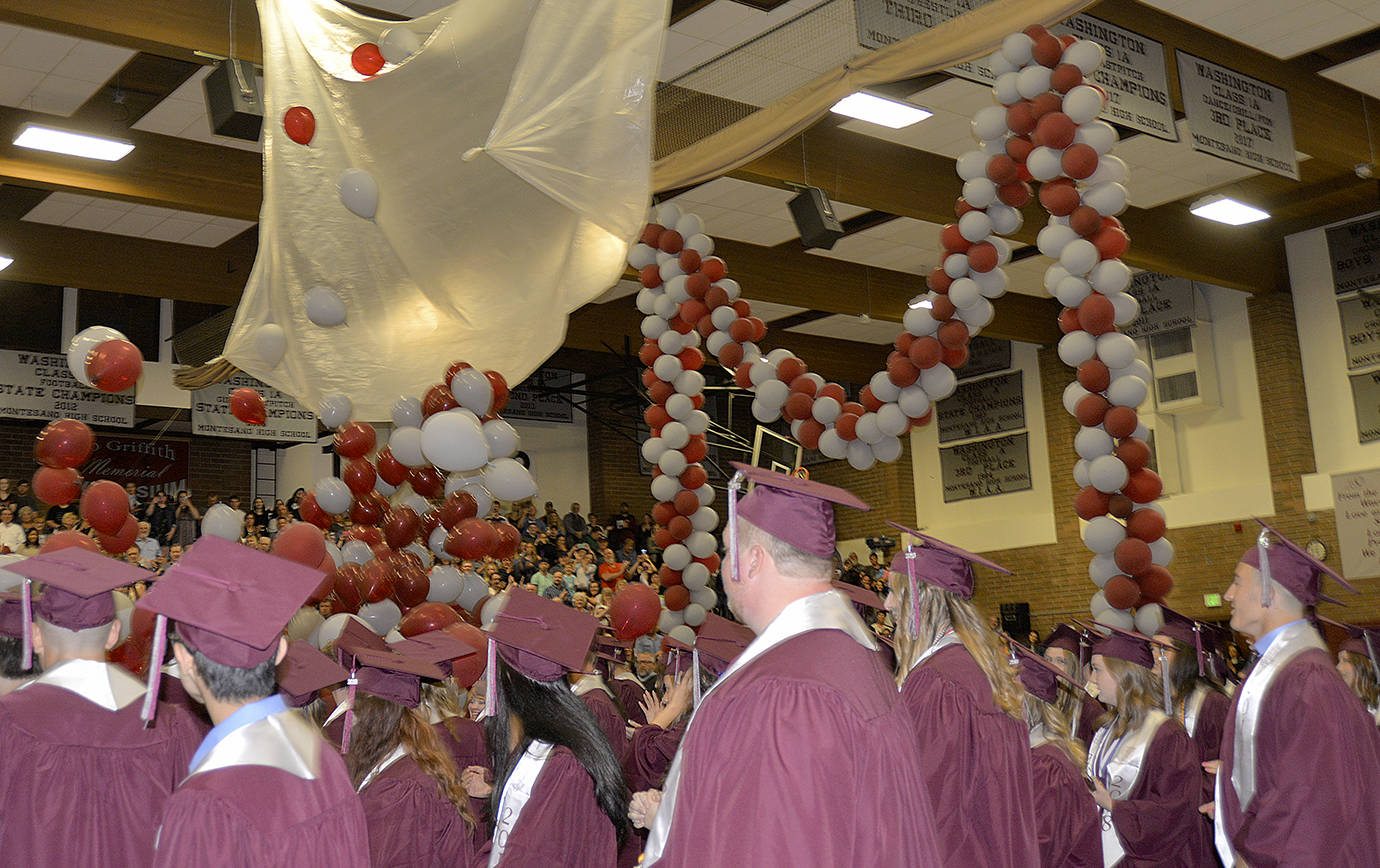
[830,92,933,129]
[0,256,12,273]
[1189,194,1269,226]
[13,124,134,161]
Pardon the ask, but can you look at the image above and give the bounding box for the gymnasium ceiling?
[0,0,1376,382]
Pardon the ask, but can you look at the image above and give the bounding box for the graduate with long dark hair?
[477,590,627,866]
[1149,607,1228,812]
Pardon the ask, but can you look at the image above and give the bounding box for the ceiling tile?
[1320,48,1380,99]
[143,218,206,243]
[1145,0,1380,59]
[48,39,135,84]
[0,29,78,73]
[787,313,902,344]
[63,205,128,232]
[25,74,98,117]
[0,65,44,107]
[742,299,808,321]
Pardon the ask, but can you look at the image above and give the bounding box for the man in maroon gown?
[0,550,203,867]
[1214,520,1380,867]
[136,536,369,867]
[641,463,942,866]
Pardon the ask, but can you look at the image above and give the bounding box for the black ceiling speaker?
[788,185,845,250]
[203,59,264,142]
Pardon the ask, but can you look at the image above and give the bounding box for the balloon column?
[301,360,535,636]
[30,418,109,555]
[66,326,142,393]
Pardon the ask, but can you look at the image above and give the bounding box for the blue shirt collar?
[1253,619,1305,657]
[189,694,288,772]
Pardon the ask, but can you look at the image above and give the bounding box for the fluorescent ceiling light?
[0,256,11,273]
[1189,195,1269,226]
[908,295,933,309]
[830,92,932,129]
[13,124,134,162]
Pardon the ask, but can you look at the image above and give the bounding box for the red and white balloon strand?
[974,25,1173,630]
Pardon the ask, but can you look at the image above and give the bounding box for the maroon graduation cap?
[1153,605,1208,676]
[1011,641,1087,705]
[277,639,348,708]
[1042,623,1094,669]
[1321,615,1380,681]
[334,617,390,666]
[693,613,755,678]
[831,580,886,612]
[726,462,868,580]
[487,588,598,681]
[389,628,478,678]
[1077,618,1173,713]
[885,521,1010,601]
[1240,518,1357,606]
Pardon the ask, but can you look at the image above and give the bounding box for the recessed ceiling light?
[830,92,932,129]
[0,256,11,272]
[13,124,134,162]
[1189,194,1269,225]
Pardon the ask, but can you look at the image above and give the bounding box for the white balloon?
[325,540,344,568]
[1063,381,1091,415]
[867,371,900,404]
[378,25,421,63]
[682,603,707,627]
[1065,39,1106,74]
[961,178,997,209]
[427,565,463,603]
[876,403,909,437]
[484,458,537,501]
[314,478,352,515]
[319,394,353,428]
[674,213,704,239]
[461,483,493,518]
[872,434,903,463]
[818,429,847,459]
[948,277,981,310]
[661,421,689,450]
[359,600,402,636]
[1017,64,1053,98]
[682,563,710,591]
[690,586,718,610]
[1089,259,1132,295]
[660,261,685,285]
[658,449,687,477]
[1089,454,1129,493]
[987,50,1019,76]
[663,543,691,570]
[1134,603,1164,636]
[1063,85,1104,125]
[342,539,375,565]
[201,503,243,541]
[1149,536,1174,567]
[482,419,520,460]
[1027,147,1064,182]
[480,592,508,627]
[1101,608,1136,630]
[1074,120,1117,154]
[666,393,695,421]
[313,613,368,650]
[855,412,883,444]
[1058,331,1097,367]
[1083,516,1126,555]
[66,326,126,387]
[657,330,684,355]
[1089,554,1119,587]
[748,360,777,387]
[904,306,940,337]
[389,426,426,467]
[304,286,347,327]
[1113,359,1152,386]
[971,105,1009,141]
[658,608,684,633]
[751,399,780,423]
[1038,223,1079,259]
[958,211,993,243]
[1073,458,1091,488]
[674,369,705,396]
[401,494,431,517]
[719,279,742,301]
[649,474,679,503]
[1075,427,1115,460]
[1083,181,1127,216]
[1086,154,1127,184]
[404,543,433,568]
[1109,292,1140,326]
[987,203,1023,235]
[641,315,668,340]
[1060,239,1100,276]
[973,269,1007,299]
[422,411,488,472]
[1055,275,1093,308]
[1091,590,1110,615]
[992,72,1022,106]
[686,234,714,257]
[695,483,715,506]
[641,436,667,464]
[457,571,491,610]
[338,168,379,219]
[391,395,423,429]
[1096,332,1137,369]
[655,202,682,227]
[956,149,989,181]
[691,506,718,532]
[1001,32,1034,66]
[628,243,658,269]
[1044,263,1071,292]
[812,396,841,424]
[668,624,697,646]
[448,368,493,415]
[253,323,287,366]
[684,409,710,436]
[686,531,716,558]
[846,439,876,471]
[429,526,451,560]
[653,354,683,383]
[1106,376,1148,409]
[898,385,930,419]
[920,364,956,400]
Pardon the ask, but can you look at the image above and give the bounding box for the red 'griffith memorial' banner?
[81,436,189,499]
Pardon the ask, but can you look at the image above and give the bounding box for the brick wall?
[587,289,1378,633]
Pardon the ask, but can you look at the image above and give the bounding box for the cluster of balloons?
[969,26,1171,627]
[29,418,138,556]
[66,326,142,394]
[631,202,951,473]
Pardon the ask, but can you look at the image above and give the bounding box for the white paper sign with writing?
[1175,51,1298,180]
[1331,469,1380,580]
[193,373,318,442]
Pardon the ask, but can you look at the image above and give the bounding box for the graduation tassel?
[19,577,31,671]
[725,470,744,583]
[691,646,702,709]
[140,614,168,725]
[905,546,920,635]
[478,637,497,721]
[341,660,358,753]
[1191,622,1205,677]
[1365,631,1380,685]
[1157,645,1173,715]
[1257,529,1274,607]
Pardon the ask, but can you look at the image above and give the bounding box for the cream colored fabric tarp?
[224,0,666,419]
[652,0,1094,193]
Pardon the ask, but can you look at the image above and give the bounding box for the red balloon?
[663,585,690,611]
[680,465,708,490]
[283,106,315,145]
[672,489,699,516]
[1051,62,1083,93]
[358,559,395,604]
[1114,538,1153,577]
[608,584,662,640]
[1103,575,1141,610]
[1032,33,1064,67]
[1104,406,1139,439]
[659,565,682,587]
[682,437,707,464]
[490,521,520,559]
[389,556,430,610]
[1058,307,1081,334]
[343,459,378,497]
[335,422,377,459]
[80,480,129,535]
[1123,468,1163,504]
[1077,359,1111,393]
[1006,102,1036,135]
[1033,111,1075,149]
[1062,143,1099,180]
[40,529,99,554]
[797,419,825,451]
[332,564,367,612]
[271,522,327,568]
[652,501,677,527]
[86,339,143,393]
[886,353,920,387]
[1078,293,1116,335]
[351,43,385,75]
[1075,394,1111,428]
[97,514,139,556]
[349,495,385,526]
[1115,438,1151,473]
[967,242,998,273]
[382,506,422,549]
[299,491,332,529]
[1108,494,1136,519]
[35,419,93,469]
[937,321,970,352]
[485,371,510,414]
[447,518,497,560]
[439,491,479,529]
[668,515,692,541]
[1126,508,1166,543]
[776,358,808,385]
[835,413,860,441]
[229,388,266,425]
[376,448,409,486]
[342,525,384,548]
[997,181,1032,208]
[399,601,462,638]
[1093,227,1130,261]
[408,465,445,499]
[986,154,1019,185]
[784,392,813,422]
[1138,565,1173,599]
[442,622,487,687]
[423,384,459,418]
[654,528,674,550]
[908,337,943,369]
[34,466,82,505]
[678,248,702,273]
[1038,179,1080,216]
[1074,486,1111,520]
[1071,205,1103,237]
[694,552,721,574]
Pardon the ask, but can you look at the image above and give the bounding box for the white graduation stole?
[489,740,555,866]
[1181,684,1210,738]
[1087,710,1169,868]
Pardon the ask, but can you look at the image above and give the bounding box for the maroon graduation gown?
[435,716,489,771]
[899,643,1041,868]
[0,677,203,867]
[611,674,648,725]
[1076,693,1107,746]
[624,719,685,793]
[1217,648,1380,867]
[1182,688,1229,809]
[153,729,369,867]
[359,754,479,867]
[645,627,943,866]
[1030,741,1101,868]
[580,687,628,757]
[1103,721,1210,867]
[475,745,618,867]
[159,670,212,736]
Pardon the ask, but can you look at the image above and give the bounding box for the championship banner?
[0,349,135,427]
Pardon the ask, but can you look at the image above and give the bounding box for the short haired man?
[1212,520,1380,866]
[563,502,587,539]
[641,464,942,865]
[135,521,161,564]
[138,537,369,867]
[0,507,23,554]
[0,551,204,865]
